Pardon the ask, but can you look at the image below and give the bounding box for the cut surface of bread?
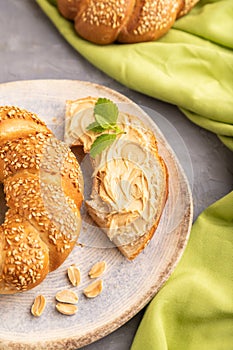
[65,97,168,260]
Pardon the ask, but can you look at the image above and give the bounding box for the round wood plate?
[0,80,193,350]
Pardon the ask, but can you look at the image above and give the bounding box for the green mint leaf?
[86,121,105,133]
[94,98,119,127]
[113,125,124,134]
[93,115,112,130]
[90,134,117,158]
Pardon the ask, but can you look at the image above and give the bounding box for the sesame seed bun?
[0,106,83,294]
[57,0,200,45]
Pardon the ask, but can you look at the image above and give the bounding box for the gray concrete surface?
[0,1,232,349]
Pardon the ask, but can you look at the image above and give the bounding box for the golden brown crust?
[0,106,83,294]
[0,132,52,182]
[177,0,200,17]
[57,0,80,20]
[118,0,183,43]
[0,106,49,143]
[0,210,50,294]
[57,0,200,45]
[74,0,136,45]
[61,150,84,209]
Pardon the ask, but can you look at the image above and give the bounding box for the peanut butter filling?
[65,98,165,246]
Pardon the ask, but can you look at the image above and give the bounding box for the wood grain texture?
[0,80,193,350]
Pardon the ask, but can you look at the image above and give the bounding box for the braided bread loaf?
[0,106,83,294]
[57,0,200,44]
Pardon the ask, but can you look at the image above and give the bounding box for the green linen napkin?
[37,0,233,150]
[131,191,233,350]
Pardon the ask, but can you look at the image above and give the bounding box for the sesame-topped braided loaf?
[57,0,200,45]
[0,106,83,294]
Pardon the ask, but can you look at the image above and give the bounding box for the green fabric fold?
[37,0,233,150]
[131,191,233,350]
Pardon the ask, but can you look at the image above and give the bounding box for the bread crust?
[57,0,80,20]
[74,0,136,45]
[118,0,183,43]
[57,0,200,44]
[0,106,83,294]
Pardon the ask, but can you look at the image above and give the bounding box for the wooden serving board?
[0,80,193,350]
